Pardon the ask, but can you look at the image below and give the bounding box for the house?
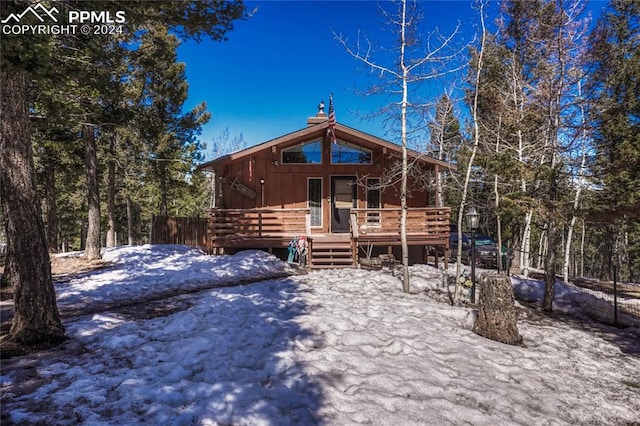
[197,103,453,268]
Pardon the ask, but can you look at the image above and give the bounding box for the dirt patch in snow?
[1,256,112,299]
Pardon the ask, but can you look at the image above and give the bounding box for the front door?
[331,176,356,233]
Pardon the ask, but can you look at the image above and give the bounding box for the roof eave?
[334,123,456,171]
[197,122,329,172]
[197,121,456,172]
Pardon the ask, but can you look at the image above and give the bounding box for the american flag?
[328,94,337,143]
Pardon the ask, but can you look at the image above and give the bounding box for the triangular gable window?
[331,140,372,164]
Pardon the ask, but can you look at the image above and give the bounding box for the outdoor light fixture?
[466,206,480,230]
[465,206,480,303]
[260,179,265,207]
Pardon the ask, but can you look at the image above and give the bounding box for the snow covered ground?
[1,245,639,425]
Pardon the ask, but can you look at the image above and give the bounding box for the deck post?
[352,240,357,267]
[444,243,449,270]
[305,213,312,238]
[350,212,359,267]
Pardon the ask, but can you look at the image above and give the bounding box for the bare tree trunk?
[520,209,533,277]
[106,133,116,248]
[126,196,135,246]
[0,267,9,289]
[0,69,65,344]
[543,153,560,313]
[537,225,547,270]
[399,0,410,293]
[564,216,577,281]
[494,117,503,272]
[494,175,503,273]
[542,91,563,312]
[159,163,168,216]
[615,220,629,282]
[580,219,585,277]
[433,91,454,208]
[83,123,101,260]
[542,217,557,312]
[563,81,588,282]
[599,225,614,280]
[512,57,532,278]
[44,152,58,253]
[543,151,559,313]
[454,2,486,302]
[335,0,463,293]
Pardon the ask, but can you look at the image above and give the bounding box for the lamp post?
[466,206,480,303]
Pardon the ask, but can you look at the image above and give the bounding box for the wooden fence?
[150,215,214,254]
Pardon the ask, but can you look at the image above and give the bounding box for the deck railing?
[207,207,450,249]
[351,207,451,239]
[208,208,311,245]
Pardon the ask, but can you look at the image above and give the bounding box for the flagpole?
[328,93,337,143]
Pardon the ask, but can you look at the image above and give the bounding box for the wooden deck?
[206,207,450,267]
[207,208,311,248]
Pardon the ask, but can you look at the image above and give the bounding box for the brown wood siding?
[215,132,437,233]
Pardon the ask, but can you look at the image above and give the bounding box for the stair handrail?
[305,213,312,239]
[350,211,359,239]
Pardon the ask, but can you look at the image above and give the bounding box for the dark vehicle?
[472,235,500,268]
[450,233,500,269]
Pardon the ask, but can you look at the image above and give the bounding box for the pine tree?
[0,0,65,344]
[1,0,249,347]
[585,0,640,281]
[130,24,211,216]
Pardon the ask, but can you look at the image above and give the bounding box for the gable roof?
[197,119,455,172]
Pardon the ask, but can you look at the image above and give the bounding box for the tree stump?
[472,273,522,345]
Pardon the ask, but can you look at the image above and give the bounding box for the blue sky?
[176,0,607,159]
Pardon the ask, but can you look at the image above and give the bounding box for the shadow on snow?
[2,277,325,425]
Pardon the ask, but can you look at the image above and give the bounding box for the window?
[282,140,322,164]
[366,178,381,225]
[331,140,372,164]
[308,178,322,227]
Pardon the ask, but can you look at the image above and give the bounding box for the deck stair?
[309,236,355,268]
